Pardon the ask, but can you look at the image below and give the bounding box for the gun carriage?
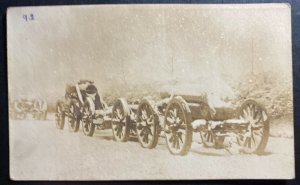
[113,89,269,156]
[55,81,269,156]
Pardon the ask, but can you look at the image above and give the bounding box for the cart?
[128,92,270,156]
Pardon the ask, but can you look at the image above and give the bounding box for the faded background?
[8,4,292,102]
[7,4,294,180]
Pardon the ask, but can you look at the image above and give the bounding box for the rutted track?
[10,114,294,180]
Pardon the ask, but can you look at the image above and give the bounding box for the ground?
[10,114,295,180]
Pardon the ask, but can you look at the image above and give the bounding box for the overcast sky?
[7,4,292,100]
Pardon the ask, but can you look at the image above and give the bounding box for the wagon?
[10,98,48,120]
[55,83,113,135]
[115,84,270,156]
[55,82,140,139]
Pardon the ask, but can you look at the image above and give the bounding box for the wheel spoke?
[166,116,175,125]
[143,130,149,144]
[172,135,176,148]
[147,120,154,126]
[149,127,153,136]
[210,133,214,143]
[139,128,145,137]
[244,137,250,147]
[114,126,118,132]
[164,126,171,134]
[251,134,256,145]
[169,135,174,143]
[178,132,183,144]
[254,129,263,137]
[147,115,153,123]
[253,106,261,120]
[175,137,180,149]
[206,132,211,142]
[248,137,252,148]
[262,111,268,122]
[178,122,186,130]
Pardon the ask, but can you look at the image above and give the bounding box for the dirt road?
[9,115,295,180]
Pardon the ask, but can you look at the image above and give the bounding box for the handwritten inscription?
[22,14,34,22]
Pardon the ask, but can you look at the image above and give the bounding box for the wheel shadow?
[79,129,274,157]
[94,135,114,141]
[129,137,138,142]
[190,150,226,157]
[189,147,273,157]
[255,151,273,156]
[92,132,139,142]
[92,131,114,141]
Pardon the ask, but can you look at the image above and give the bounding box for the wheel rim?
[238,101,268,153]
[164,102,188,154]
[82,104,92,135]
[55,105,63,128]
[136,102,156,147]
[112,101,127,141]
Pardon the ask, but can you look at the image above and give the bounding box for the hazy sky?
[7,4,292,100]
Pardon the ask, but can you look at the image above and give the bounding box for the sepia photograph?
[7,4,294,180]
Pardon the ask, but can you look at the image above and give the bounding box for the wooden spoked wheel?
[111,98,130,142]
[55,101,65,129]
[82,101,95,136]
[68,102,80,132]
[164,98,193,156]
[237,100,269,154]
[136,99,159,149]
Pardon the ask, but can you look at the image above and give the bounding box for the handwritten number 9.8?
[23,14,34,22]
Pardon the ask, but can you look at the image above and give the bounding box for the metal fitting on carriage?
[208,121,223,129]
